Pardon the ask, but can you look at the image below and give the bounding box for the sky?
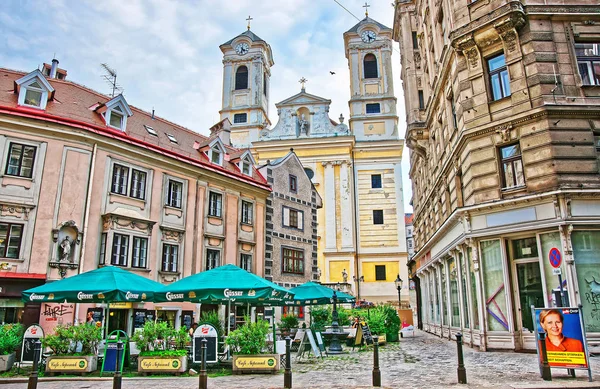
[0,0,412,212]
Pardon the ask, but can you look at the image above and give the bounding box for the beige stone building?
[0,60,270,333]
[394,0,600,350]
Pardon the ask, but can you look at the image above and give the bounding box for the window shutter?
[298,211,304,230]
[283,207,290,226]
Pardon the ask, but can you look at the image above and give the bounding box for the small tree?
[278,314,299,333]
[0,324,23,355]
[225,317,270,355]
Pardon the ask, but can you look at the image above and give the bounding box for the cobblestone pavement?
[3,331,600,389]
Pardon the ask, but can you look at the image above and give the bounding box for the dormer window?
[15,70,54,110]
[210,147,222,164]
[240,157,252,176]
[166,133,178,144]
[98,95,133,132]
[109,106,124,128]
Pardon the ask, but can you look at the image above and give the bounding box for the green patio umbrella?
[287,282,356,306]
[156,264,293,305]
[22,266,163,303]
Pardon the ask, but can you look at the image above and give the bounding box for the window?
[412,31,419,49]
[23,81,44,108]
[240,253,252,271]
[111,164,129,195]
[363,54,378,79]
[418,90,425,110]
[500,143,525,188]
[451,98,458,129]
[282,248,304,274]
[206,249,220,270]
[208,192,222,217]
[366,103,381,114]
[241,159,252,176]
[130,169,147,200]
[0,223,23,258]
[166,133,178,144]
[210,146,222,165]
[488,53,510,100]
[16,72,53,110]
[167,180,183,208]
[131,237,148,268]
[283,207,304,229]
[283,306,305,319]
[263,73,268,97]
[242,200,253,224]
[289,175,297,192]
[233,113,247,124]
[371,174,382,189]
[5,143,36,178]
[111,233,129,266]
[576,42,600,85]
[304,168,314,180]
[373,210,384,225]
[99,233,107,265]
[375,265,386,281]
[109,109,124,128]
[144,125,157,136]
[235,66,248,90]
[162,244,179,272]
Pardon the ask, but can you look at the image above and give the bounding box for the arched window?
[363,54,378,79]
[235,66,248,90]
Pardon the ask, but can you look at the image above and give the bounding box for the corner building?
[394,0,600,350]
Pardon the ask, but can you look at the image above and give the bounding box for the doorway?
[107,309,129,335]
[509,237,544,349]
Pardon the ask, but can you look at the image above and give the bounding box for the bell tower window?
[364,54,378,79]
[235,66,249,90]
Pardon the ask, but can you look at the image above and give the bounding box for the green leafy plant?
[0,324,23,355]
[199,311,224,338]
[225,316,270,355]
[277,314,299,332]
[378,305,400,342]
[42,324,101,356]
[309,306,329,333]
[132,320,189,356]
[365,308,386,336]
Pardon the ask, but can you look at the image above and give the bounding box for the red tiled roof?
[0,67,269,190]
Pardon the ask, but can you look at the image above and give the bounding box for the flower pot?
[0,353,15,372]
[46,355,97,375]
[138,355,188,375]
[232,354,280,374]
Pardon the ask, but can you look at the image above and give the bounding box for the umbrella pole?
[227,300,231,335]
[105,303,111,339]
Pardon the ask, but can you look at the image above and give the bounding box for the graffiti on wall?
[584,276,600,322]
[42,303,74,322]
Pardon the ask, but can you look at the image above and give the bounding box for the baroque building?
[227,15,409,304]
[394,0,600,350]
[0,60,270,333]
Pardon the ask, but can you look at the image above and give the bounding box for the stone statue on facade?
[299,114,310,136]
[342,268,348,283]
[59,236,73,263]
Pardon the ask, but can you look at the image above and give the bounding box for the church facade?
[220,17,409,304]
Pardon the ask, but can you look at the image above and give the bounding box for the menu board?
[355,321,373,346]
[21,324,44,364]
[133,309,155,330]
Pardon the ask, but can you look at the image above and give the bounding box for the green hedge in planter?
[0,324,23,355]
[43,324,101,356]
[131,321,189,357]
[225,317,270,355]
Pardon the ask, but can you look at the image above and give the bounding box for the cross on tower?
[246,15,253,30]
[299,77,308,90]
[363,2,370,17]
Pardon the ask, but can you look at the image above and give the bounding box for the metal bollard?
[372,336,381,387]
[284,336,292,389]
[199,338,208,389]
[539,332,552,381]
[27,340,42,389]
[456,333,467,384]
[113,340,123,389]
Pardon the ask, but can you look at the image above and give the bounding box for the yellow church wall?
[329,260,350,283]
[361,261,400,282]
[357,169,399,248]
[353,149,402,160]
[231,131,249,147]
[363,122,385,135]
[365,83,380,94]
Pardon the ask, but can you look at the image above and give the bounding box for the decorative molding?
[102,214,156,234]
[160,227,184,243]
[0,203,33,220]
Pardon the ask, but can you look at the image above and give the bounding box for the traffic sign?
[549,247,562,268]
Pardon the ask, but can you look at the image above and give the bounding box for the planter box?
[232,354,280,374]
[46,355,97,374]
[0,353,15,372]
[377,334,386,345]
[138,355,187,375]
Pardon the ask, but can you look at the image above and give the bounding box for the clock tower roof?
[345,16,391,34]
[221,29,265,47]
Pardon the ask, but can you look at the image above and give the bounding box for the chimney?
[50,59,59,79]
[209,118,232,146]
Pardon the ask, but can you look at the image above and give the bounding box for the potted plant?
[132,321,189,375]
[277,314,299,338]
[43,324,102,374]
[366,308,387,345]
[226,317,279,374]
[0,323,23,372]
[379,305,401,342]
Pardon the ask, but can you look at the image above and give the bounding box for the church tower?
[220,23,274,148]
[343,11,398,139]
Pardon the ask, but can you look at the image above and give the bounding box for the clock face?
[361,30,377,43]
[235,42,250,55]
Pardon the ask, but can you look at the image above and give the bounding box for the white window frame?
[107,231,150,269]
[283,206,304,230]
[240,253,252,271]
[166,133,178,144]
[210,146,223,165]
[241,200,253,225]
[102,95,132,132]
[15,71,54,110]
[144,125,158,136]
[206,248,221,270]
[208,191,223,218]
[109,160,151,201]
[162,243,179,272]
[166,179,183,209]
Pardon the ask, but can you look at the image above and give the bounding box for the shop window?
[375,265,386,281]
[5,143,36,178]
[499,143,525,189]
[162,243,179,272]
[282,247,304,274]
[448,257,460,327]
[208,192,222,217]
[206,249,220,270]
[511,237,538,259]
[440,264,447,325]
[480,239,508,331]
[467,248,480,330]
[488,53,510,101]
[572,230,600,333]
[575,42,600,86]
[458,252,470,329]
[0,223,23,259]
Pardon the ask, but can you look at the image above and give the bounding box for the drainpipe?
[191,178,201,274]
[75,143,97,323]
[50,59,59,79]
[351,150,361,300]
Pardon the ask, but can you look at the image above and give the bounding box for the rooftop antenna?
[100,63,123,97]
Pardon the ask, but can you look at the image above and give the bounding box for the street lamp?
[328,290,343,354]
[394,274,403,308]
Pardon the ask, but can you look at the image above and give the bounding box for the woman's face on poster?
[542,312,563,337]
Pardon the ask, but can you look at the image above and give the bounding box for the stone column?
[560,224,576,307]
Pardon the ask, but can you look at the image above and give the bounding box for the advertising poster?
[533,307,589,369]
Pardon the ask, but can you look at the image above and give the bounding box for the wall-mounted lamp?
[353,275,364,282]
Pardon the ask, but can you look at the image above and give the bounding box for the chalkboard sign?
[182,310,193,330]
[306,329,321,358]
[21,324,43,364]
[133,309,148,330]
[101,330,128,374]
[296,329,321,359]
[193,324,218,363]
[361,322,373,345]
[87,308,104,324]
